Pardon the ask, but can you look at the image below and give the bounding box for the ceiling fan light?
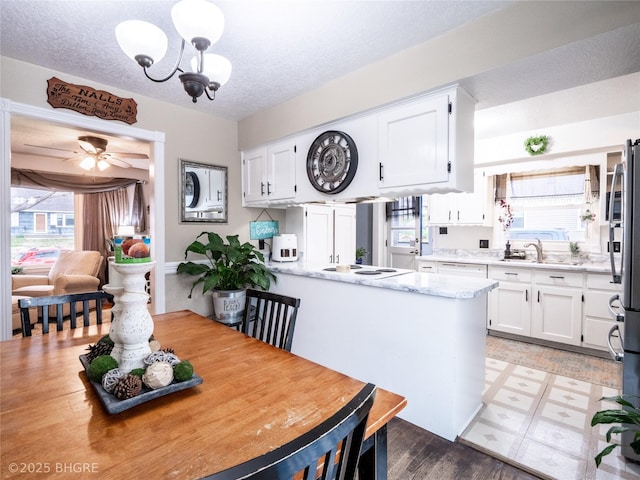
[116,20,168,65]
[171,0,224,48]
[191,54,232,87]
[79,156,96,171]
[97,159,110,171]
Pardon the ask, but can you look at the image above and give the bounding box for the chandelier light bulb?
[116,20,168,67]
[191,54,232,87]
[171,0,224,48]
[97,159,111,171]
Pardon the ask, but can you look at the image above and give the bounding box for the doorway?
[1,98,166,340]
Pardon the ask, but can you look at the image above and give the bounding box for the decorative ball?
[142,362,174,389]
[88,355,118,382]
[173,360,194,382]
[112,374,143,400]
[102,368,125,393]
[129,368,146,378]
[149,340,161,352]
[144,350,180,366]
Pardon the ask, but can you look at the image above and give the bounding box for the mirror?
[180,159,228,223]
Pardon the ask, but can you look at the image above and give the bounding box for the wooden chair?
[19,291,113,337]
[208,383,376,480]
[241,289,301,352]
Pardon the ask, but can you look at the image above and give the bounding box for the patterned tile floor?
[460,356,640,480]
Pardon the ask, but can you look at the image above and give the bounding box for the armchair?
[12,250,104,317]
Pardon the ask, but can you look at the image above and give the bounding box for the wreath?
[524,135,549,156]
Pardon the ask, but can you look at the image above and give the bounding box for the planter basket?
[211,289,246,324]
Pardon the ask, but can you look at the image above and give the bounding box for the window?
[11,187,75,267]
[495,166,599,243]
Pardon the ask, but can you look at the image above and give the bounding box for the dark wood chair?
[241,289,301,352]
[207,383,376,480]
[19,291,113,337]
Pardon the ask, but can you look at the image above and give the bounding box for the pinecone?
[112,374,142,400]
[86,341,113,363]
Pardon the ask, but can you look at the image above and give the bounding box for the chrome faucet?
[523,238,543,263]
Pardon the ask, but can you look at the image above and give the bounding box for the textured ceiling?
[2,0,640,169]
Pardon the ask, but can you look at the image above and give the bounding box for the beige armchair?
[12,250,104,307]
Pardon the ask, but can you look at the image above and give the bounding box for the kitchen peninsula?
[267,262,497,441]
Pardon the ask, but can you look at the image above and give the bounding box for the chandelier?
[115,0,231,103]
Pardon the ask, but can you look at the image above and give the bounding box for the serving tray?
[79,354,203,415]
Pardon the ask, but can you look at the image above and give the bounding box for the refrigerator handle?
[608,294,624,322]
[609,163,623,284]
[607,324,624,363]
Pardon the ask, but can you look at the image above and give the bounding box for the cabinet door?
[456,172,487,225]
[242,147,266,203]
[427,193,454,224]
[532,286,582,346]
[266,141,296,200]
[333,205,356,264]
[305,205,334,264]
[378,95,449,189]
[488,283,531,335]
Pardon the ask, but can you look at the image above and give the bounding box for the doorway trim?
[1,98,166,340]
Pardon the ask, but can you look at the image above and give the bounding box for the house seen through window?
[11,187,75,268]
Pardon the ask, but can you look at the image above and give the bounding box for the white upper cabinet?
[242,140,297,205]
[426,170,491,226]
[377,85,476,196]
[241,84,475,206]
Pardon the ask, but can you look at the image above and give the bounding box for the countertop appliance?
[607,138,640,462]
[271,234,298,262]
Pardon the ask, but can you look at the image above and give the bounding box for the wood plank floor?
[386,417,542,480]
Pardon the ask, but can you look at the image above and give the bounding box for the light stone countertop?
[266,261,498,299]
[417,254,614,274]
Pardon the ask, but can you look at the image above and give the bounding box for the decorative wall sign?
[250,221,279,240]
[306,130,358,194]
[46,77,138,125]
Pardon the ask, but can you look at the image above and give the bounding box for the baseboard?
[487,330,611,359]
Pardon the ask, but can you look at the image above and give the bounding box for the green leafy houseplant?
[177,232,276,298]
[569,242,581,255]
[355,246,368,260]
[591,395,640,467]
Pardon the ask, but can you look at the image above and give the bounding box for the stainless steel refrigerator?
[607,138,640,461]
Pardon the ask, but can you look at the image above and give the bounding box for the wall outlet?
[479,239,489,249]
[439,227,448,235]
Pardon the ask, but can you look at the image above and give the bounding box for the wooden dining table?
[0,310,406,479]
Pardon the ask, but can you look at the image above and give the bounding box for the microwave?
[606,191,622,222]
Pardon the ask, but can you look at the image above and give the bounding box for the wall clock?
[306,130,358,194]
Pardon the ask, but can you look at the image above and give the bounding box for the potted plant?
[569,241,581,263]
[355,246,368,264]
[591,395,640,466]
[177,232,276,324]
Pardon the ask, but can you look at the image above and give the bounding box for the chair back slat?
[242,289,300,352]
[19,291,113,337]
[207,383,376,480]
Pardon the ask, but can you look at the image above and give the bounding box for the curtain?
[385,196,420,218]
[11,168,137,192]
[131,182,148,234]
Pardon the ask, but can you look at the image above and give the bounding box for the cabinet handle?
[549,275,565,279]
[260,182,265,195]
[336,254,340,263]
[329,254,333,263]
[525,290,528,302]
[217,190,221,201]
[537,290,540,302]
[448,210,451,221]
[504,272,518,276]
[457,211,460,221]
[379,163,384,181]
[267,182,272,195]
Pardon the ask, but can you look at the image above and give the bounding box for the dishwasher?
[437,262,488,278]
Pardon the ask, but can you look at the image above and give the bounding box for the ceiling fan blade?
[102,154,131,168]
[24,143,79,154]
[109,152,150,160]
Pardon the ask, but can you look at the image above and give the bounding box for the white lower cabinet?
[582,273,622,350]
[531,274,583,346]
[488,266,532,336]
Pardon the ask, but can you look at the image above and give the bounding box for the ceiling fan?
[25,135,149,171]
